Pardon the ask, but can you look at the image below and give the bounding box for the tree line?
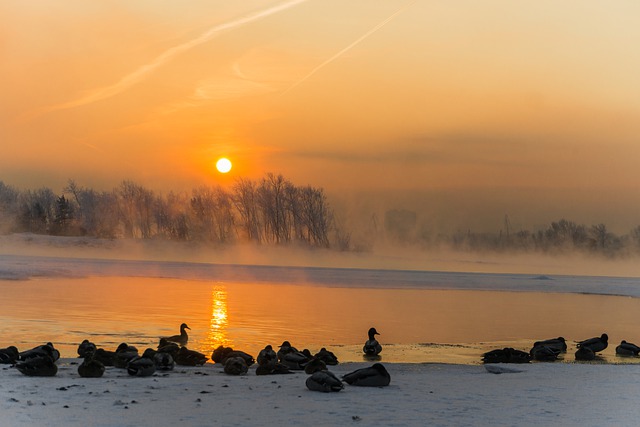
[2,177,639,258]
[0,174,340,248]
[383,210,640,258]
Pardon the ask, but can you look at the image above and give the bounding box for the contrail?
[280,1,415,96]
[37,0,308,115]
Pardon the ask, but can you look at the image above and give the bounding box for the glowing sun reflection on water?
[202,287,229,355]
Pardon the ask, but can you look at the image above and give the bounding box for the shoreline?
[2,359,640,426]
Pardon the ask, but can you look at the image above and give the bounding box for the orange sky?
[2,1,640,232]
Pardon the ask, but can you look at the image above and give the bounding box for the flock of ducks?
[482,333,640,363]
[0,324,390,393]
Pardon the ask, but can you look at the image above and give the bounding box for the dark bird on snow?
[78,348,105,378]
[15,355,58,377]
[305,370,344,392]
[142,348,175,370]
[304,358,327,374]
[616,340,640,356]
[532,337,567,353]
[161,323,190,346]
[255,362,293,376]
[342,363,391,387]
[77,339,97,359]
[313,347,339,365]
[93,348,117,366]
[277,341,310,370]
[211,345,234,363]
[529,345,562,362]
[577,333,608,353]
[257,345,278,369]
[127,356,156,377]
[575,346,596,361]
[223,356,248,375]
[482,348,531,364]
[363,328,382,357]
[0,346,19,364]
[114,343,139,369]
[20,342,60,362]
[175,346,208,366]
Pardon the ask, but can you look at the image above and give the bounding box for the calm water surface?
[2,276,640,365]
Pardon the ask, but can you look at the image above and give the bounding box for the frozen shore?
[2,359,640,427]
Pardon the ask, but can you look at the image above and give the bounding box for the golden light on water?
[203,287,230,354]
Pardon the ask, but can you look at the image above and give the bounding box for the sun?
[216,157,232,174]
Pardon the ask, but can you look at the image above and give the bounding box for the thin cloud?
[35,0,308,116]
[281,1,415,96]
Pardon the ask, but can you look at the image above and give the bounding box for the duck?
[0,346,19,364]
[363,328,382,356]
[93,347,117,366]
[142,348,176,370]
[304,358,327,374]
[342,363,391,387]
[482,348,531,364]
[575,346,596,361]
[127,356,156,377]
[277,341,310,370]
[305,370,344,392]
[175,346,208,366]
[313,347,339,365]
[78,349,105,378]
[257,345,278,369]
[20,342,60,362]
[15,355,58,377]
[529,345,561,362]
[577,333,608,353]
[223,356,248,375]
[114,343,139,369]
[615,340,640,356]
[255,362,293,376]
[77,339,97,359]
[161,323,190,346]
[532,337,567,353]
[211,345,234,363]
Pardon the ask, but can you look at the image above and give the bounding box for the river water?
[2,274,640,365]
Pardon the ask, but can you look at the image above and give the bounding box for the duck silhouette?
[482,348,531,364]
[175,346,208,366]
[257,345,278,369]
[529,345,561,362]
[0,346,19,364]
[313,347,339,365]
[577,333,608,353]
[114,343,139,369]
[223,356,249,375]
[15,355,58,377]
[142,348,176,370]
[78,348,105,378]
[363,328,382,357]
[277,341,310,370]
[127,355,156,377]
[304,358,327,374]
[342,363,391,387]
[616,340,640,356]
[532,337,567,353]
[305,370,344,392]
[161,323,190,346]
[20,342,60,362]
[575,346,596,361]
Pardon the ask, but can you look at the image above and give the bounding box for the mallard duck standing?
[161,323,190,346]
[363,328,382,356]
